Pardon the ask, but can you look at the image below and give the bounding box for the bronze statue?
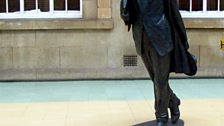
[121,0,197,126]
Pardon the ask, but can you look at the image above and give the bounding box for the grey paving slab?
[0,79,223,103]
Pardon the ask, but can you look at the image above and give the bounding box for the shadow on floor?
[133,119,184,126]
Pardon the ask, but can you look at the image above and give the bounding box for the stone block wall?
[186,29,224,77]
[0,0,223,80]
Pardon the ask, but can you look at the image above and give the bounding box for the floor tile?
[0,79,223,126]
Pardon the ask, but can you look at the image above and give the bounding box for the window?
[0,0,82,19]
[179,0,224,18]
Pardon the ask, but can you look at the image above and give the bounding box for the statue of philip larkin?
[120,0,197,126]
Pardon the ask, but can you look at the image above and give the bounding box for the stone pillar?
[97,0,111,18]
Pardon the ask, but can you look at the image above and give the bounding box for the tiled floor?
[0,79,223,126]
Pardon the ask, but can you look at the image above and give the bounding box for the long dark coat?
[164,0,197,76]
[120,0,197,76]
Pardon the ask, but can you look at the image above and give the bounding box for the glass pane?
[68,0,80,10]
[0,0,6,12]
[207,0,218,10]
[25,0,36,11]
[221,0,224,10]
[179,0,190,11]
[54,0,65,10]
[192,0,203,11]
[38,0,49,12]
[9,0,20,12]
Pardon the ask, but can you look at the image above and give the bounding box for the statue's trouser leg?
[141,33,179,122]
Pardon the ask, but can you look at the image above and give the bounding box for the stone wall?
[0,0,223,80]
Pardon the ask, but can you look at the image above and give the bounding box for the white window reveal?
[0,0,82,19]
[179,0,224,18]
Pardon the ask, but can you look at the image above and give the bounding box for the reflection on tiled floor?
[0,79,223,126]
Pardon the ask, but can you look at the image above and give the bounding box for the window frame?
[179,0,224,18]
[0,0,82,19]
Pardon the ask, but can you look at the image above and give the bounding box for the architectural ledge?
[0,19,113,30]
[184,18,224,29]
